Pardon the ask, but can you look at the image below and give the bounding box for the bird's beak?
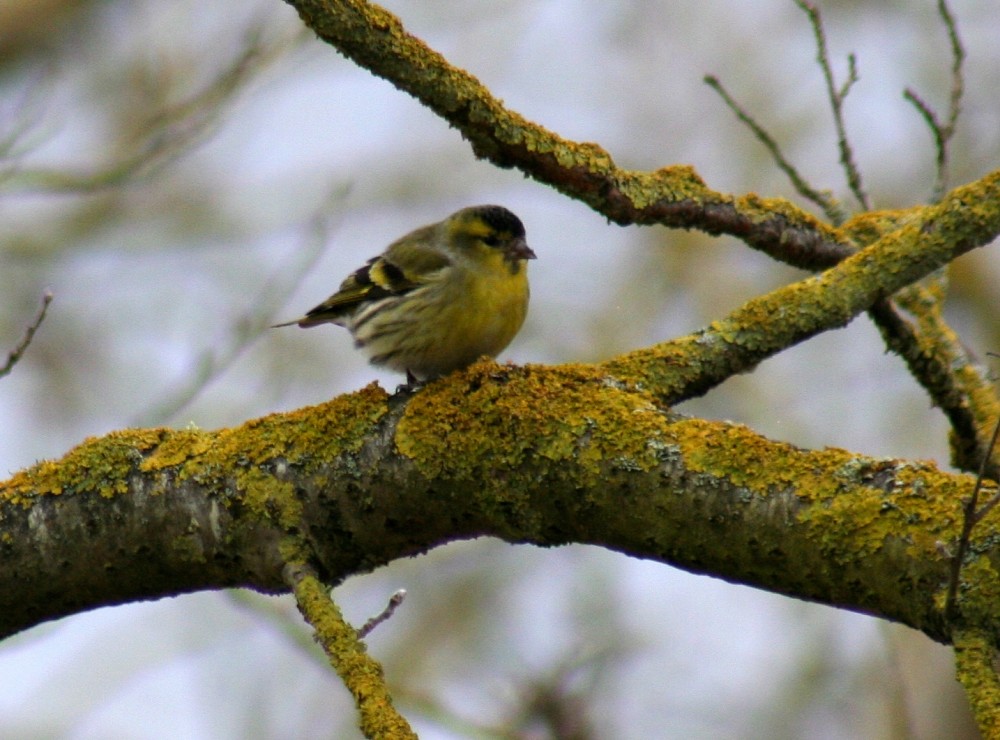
[507,237,537,261]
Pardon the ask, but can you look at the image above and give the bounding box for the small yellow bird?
[274,205,535,382]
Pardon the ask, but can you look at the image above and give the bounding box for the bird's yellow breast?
[438,252,529,361]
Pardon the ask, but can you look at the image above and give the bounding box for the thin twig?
[0,291,53,379]
[357,589,407,638]
[902,0,965,202]
[945,412,1000,621]
[704,74,847,225]
[794,0,870,211]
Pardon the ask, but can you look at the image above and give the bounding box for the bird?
[274,204,536,383]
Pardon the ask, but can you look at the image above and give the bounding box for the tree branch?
[953,630,1000,737]
[1,159,997,642]
[0,363,993,646]
[285,560,417,739]
[604,168,1000,405]
[285,0,854,271]
[704,73,846,225]
[281,1,1000,480]
[793,0,870,210]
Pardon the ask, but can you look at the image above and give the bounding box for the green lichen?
[169,532,210,566]
[840,207,924,246]
[953,556,1000,628]
[237,468,302,530]
[668,416,972,580]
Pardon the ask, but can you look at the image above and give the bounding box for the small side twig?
[945,412,1000,621]
[794,0,870,211]
[1,290,53,379]
[704,75,846,225]
[357,589,407,638]
[902,0,965,202]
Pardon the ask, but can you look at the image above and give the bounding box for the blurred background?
[1,0,998,737]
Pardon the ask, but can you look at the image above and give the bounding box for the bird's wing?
[292,228,452,327]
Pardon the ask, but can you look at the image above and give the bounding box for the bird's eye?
[482,234,502,247]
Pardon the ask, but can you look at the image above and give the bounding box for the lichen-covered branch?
[872,287,1000,477]
[2,156,999,641]
[0,361,996,646]
[285,0,852,271]
[285,560,417,739]
[1,290,52,379]
[953,630,1000,738]
[604,169,1000,404]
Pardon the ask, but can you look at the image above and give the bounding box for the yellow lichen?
[1,428,168,506]
[395,360,670,482]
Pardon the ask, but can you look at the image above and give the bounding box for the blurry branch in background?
[703,74,846,225]
[0,290,52,380]
[793,0,869,211]
[0,23,301,195]
[903,0,965,203]
[0,71,51,187]
[131,185,349,426]
[395,640,616,740]
[491,646,615,740]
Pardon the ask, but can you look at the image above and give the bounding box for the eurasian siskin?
[274,204,535,381]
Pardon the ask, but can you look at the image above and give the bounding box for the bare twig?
[946,407,1000,621]
[1,291,53,379]
[794,0,870,211]
[945,415,1000,619]
[357,589,407,638]
[704,75,847,225]
[902,0,965,202]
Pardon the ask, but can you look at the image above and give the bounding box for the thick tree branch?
[2,161,998,642]
[0,363,995,646]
